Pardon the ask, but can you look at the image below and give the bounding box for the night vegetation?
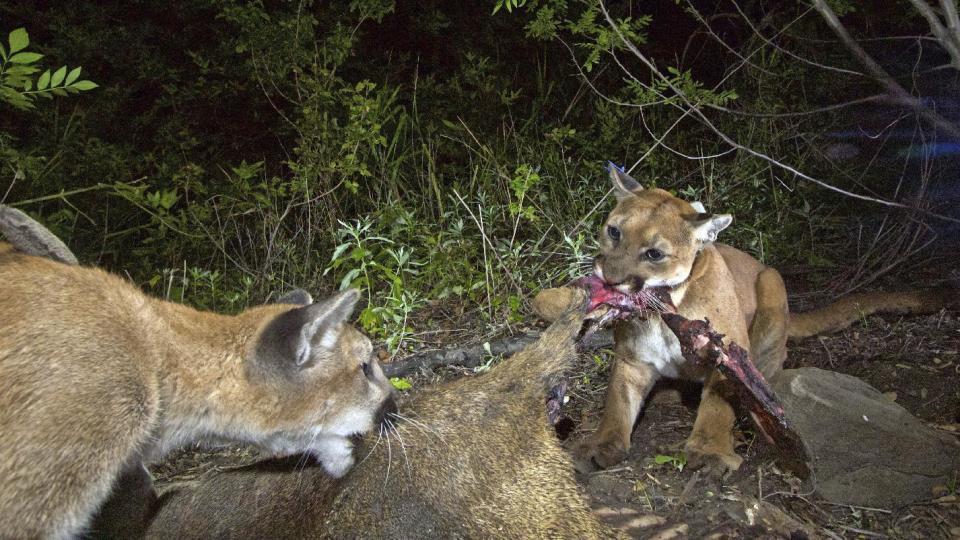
[2,0,957,351]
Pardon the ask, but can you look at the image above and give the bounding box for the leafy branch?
[0,27,98,110]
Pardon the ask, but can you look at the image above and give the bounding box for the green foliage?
[325,217,425,351]
[508,164,541,222]
[653,453,686,471]
[0,27,97,110]
[492,0,527,15]
[0,0,878,345]
[389,377,412,391]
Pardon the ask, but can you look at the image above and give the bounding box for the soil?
[152,293,960,539]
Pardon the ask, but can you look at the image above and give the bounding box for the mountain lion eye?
[606,226,621,241]
[645,249,664,261]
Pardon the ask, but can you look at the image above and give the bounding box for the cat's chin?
[310,435,355,478]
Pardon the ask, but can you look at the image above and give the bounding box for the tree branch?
[812,0,960,139]
[908,0,960,70]
[383,330,614,378]
[595,1,960,225]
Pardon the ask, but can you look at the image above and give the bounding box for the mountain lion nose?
[612,277,645,294]
[375,395,399,428]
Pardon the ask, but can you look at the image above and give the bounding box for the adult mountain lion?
[0,207,397,539]
[534,167,953,478]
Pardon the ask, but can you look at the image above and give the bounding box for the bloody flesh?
[573,274,809,477]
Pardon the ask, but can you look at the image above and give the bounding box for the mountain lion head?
[595,166,732,294]
[236,289,396,477]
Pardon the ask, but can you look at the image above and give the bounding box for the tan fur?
[787,288,953,338]
[138,290,620,539]
[0,243,395,539]
[535,168,951,476]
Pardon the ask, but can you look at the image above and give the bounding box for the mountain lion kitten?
[0,230,396,539]
[141,289,622,539]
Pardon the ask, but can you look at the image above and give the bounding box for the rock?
[770,368,960,508]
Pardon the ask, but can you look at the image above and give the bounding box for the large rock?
[771,368,960,508]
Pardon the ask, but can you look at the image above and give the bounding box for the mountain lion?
[138,289,624,539]
[534,167,953,478]
[0,216,396,538]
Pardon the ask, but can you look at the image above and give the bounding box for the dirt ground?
[153,293,960,539]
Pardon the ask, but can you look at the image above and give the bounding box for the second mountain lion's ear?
[691,214,733,243]
[607,162,642,200]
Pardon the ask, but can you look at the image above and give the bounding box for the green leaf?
[0,42,7,62]
[329,242,352,263]
[50,66,67,87]
[9,52,43,64]
[65,66,81,85]
[8,28,28,54]
[389,377,412,391]
[0,86,34,110]
[653,454,673,465]
[37,70,51,91]
[5,65,40,76]
[70,80,98,91]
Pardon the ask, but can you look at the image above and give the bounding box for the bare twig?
[812,0,960,139]
[907,0,960,69]
[597,1,960,225]
[729,2,863,76]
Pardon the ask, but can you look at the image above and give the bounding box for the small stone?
[933,357,942,364]
[882,391,897,402]
[951,527,960,537]
[931,484,949,497]
[921,388,928,399]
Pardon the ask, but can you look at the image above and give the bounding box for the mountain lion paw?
[684,444,743,481]
[532,287,578,323]
[570,436,628,473]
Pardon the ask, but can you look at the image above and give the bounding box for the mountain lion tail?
[0,205,78,265]
[788,289,956,339]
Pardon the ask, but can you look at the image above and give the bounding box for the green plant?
[325,218,425,352]
[389,377,412,391]
[653,453,686,472]
[0,28,97,110]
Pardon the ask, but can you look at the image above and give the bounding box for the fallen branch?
[383,330,614,378]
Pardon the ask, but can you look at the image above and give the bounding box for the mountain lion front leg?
[573,351,659,472]
[684,371,742,479]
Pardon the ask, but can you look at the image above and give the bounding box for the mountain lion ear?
[275,288,313,306]
[607,162,642,200]
[256,289,360,370]
[692,213,732,243]
[689,201,706,214]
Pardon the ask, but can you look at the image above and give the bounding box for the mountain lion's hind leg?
[748,268,789,379]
